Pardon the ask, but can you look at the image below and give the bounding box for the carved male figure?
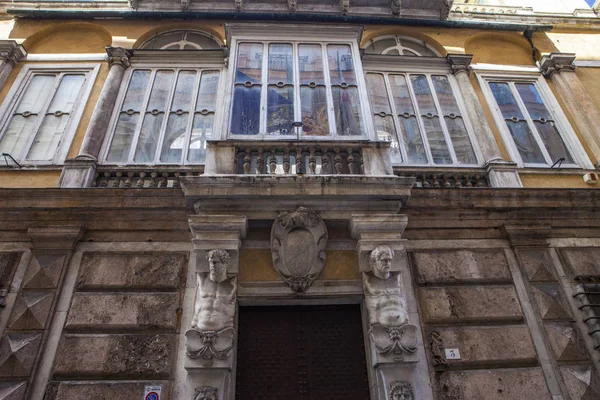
[190,249,237,331]
[363,245,408,327]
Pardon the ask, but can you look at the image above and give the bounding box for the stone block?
[545,322,589,362]
[52,380,170,400]
[429,326,536,367]
[435,368,551,399]
[22,254,66,289]
[515,248,557,282]
[0,253,20,289]
[530,283,571,320]
[0,333,42,377]
[0,381,27,400]
[54,334,175,378]
[77,253,186,290]
[413,250,511,285]
[561,248,600,277]
[8,292,54,330]
[419,285,522,323]
[66,293,179,331]
[561,364,600,400]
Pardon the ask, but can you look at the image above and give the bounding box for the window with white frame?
[480,74,586,168]
[363,36,479,166]
[0,65,98,165]
[104,68,221,164]
[229,41,367,139]
[103,30,224,165]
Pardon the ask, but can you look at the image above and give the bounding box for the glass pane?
[46,74,86,114]
[268,44,293,85]
[431,75,460,116]
[134,113,164,163]
[196,71,220,112]
[364,38,396,55]
[147,70,174,111]
[399,117,428,164]
[267,86,294,135]
[506,121,545,164]
[327,44,356,86]
[535,120,574,164]
[410,75,437,115]
[171,71,196,111]
[386,49,400,55]
[122,70,151,112]
[389,74,415,116]
[515,83,552,121]
[188,113,214,163]
[26,115,68,161]
[16,74,56,114]
[160,113,188,163]
[422,116,451,164]
[0,115,37,158]
[147,31,184,49]
[298,44,325,85]
[231,85,261,135]
[106,113,139,163]
[332,87,364,136]
[489,82,524,120]
[236,43,263,84]
[366,73,391,115]
[301,86,329,136]
[445,116,476,165]
[373,114,401,163]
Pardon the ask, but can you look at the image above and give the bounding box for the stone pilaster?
[350,214,433,400]
[0,41,26,92]
[447,54,522,188]
[185,215,247,400]
[59,47,132,188]
[540,52,600,168]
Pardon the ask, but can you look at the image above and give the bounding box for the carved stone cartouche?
[194,385,218,400]
[389,381,414,400]
[271,207,327,293]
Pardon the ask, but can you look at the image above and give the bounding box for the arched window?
[362,36,480,166]
[139,30,222,50]
[363,35,440,57]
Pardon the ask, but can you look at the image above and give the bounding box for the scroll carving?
[271,207,327,293]
[389,381,414,400]
[186,249,236,365]
[364,245,417,356]
[194,386,218,400]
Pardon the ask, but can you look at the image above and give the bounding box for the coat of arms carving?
[271,207,328,293]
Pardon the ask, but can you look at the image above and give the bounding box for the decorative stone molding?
[504,223,552,248]
[447,53,473,75]
[287,0,297,11]
[0,41,27,67]
[370,324,418,356]
[540,52,576,78]
[27,226,85,251]
[441,0,454,20]
[389,381,414,400]
[106,46,133,68]
[271,207,327,293]
[340,0,350,14]
[429,331,447,367]
[234,0,242,11]
[391,0,402,15]
[194,386,219,400]
[186,327,236,366]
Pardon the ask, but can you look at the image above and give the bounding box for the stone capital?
[447,53,473,75]
[189,214,247,274]
[27,226,85,251]
[0,41,26,67]
[539,52,576,78]
[106,46,133,68]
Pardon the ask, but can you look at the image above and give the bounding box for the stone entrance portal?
[235,305,370,400]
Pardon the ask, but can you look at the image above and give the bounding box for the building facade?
[1,0,600,399]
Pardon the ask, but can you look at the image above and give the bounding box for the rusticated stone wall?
[45,252,187,400]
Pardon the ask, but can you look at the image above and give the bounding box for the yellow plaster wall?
[520,173,600,189]
[238,249,359,283]
[23,23,112,53]
[577,68,600,111]
[546,30,600,61]
[0,170,60,188]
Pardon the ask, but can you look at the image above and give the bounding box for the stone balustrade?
[92,167,203,188]
[395,168,489,188]
[452,3,534,14]
[235,144,365,175]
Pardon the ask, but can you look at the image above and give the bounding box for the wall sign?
[144,385,162,400]
[444,348,461,360]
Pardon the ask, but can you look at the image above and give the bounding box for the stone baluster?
[321,147,330,174]
[447,54,522,188]
[256,147,265,174]
[243,148,251,174]
[347,148,356,174]
[269,147,277,174]
[185,215,247,400]
[173,172,181,188]
[59,47,133,188]
[308,147,316,174]
[333,147,343,174]
[283,148,291,174]
[295,147,303,174]
[350,215,433,400]
[540,53,600,169]
[0,41,26,92]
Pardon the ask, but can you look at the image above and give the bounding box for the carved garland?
[271,207,328,293]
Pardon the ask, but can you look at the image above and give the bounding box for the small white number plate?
[444,348,461,360]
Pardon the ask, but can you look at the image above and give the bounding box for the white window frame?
[100,55,226,166]
[477,71,593,169]
[363,56,483,167]
[224,24,374,141]
[0,63,99,166]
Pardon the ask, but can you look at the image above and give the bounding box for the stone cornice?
[447,53,473,75]
[540,52,577,78]
[0,40,26,67]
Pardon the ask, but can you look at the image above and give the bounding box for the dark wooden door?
[236,305,370,400]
